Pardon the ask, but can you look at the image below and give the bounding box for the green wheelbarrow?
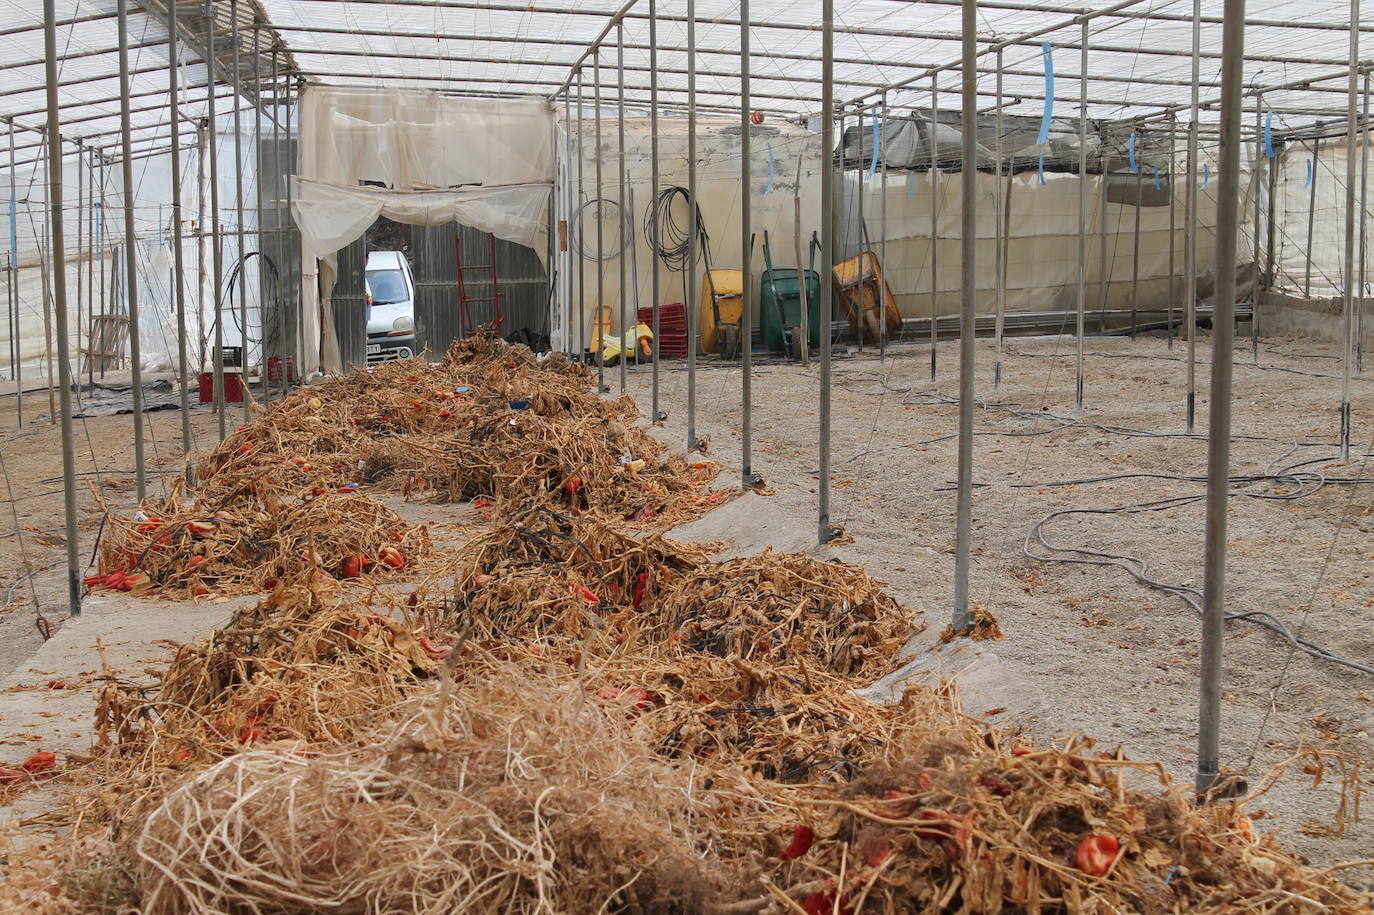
[760,230,821,360]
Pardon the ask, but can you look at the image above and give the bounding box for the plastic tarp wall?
[553,117,823,353]
[0,119,271,392]
[1271,133,1370,298]
[846,142,1262,324]
[293,87,555,374]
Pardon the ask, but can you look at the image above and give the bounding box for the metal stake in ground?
[929,73,939,381]
[685,0,698,452]
[7,120,20,430]
[952,0,978,634]
[740,0,755,490]
[616,22,628,396]
[649,0,664,422]
[1185,0,1200,432]
[1196,0,1246,800]
[231,0,249,422]
[819,0,835,545]
[1340,1,1359,461]
[1076,19,1087,408]
[170,0,191,454]
[595,54,606,394]
[118,0,147,500]
[207,0,226,440]
[1360,72,1370,375]
[43,0,81,617]
[994,51,1005,390]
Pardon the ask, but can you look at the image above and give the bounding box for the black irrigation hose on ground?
[1021,463,1374,676]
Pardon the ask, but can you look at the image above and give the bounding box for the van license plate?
[366,343,381,355]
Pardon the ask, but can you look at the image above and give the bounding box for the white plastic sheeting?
[1272,132,1371,298]
[293,87,555,373]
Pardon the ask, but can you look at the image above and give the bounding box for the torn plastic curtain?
[291,178,551,262]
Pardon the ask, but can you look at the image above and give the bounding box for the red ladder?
[455,232,504,339]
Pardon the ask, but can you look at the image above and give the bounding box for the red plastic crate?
[656,332,689,358]
[639,302,687,332]
[198,371,247,404]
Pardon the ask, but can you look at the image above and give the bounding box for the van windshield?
[366,268,408,304]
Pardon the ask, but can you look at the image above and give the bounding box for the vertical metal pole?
[43,0,81,617]
[685,0,698,451]
[1197,0,1246,799]
[207,0,226,439]
[879,95,888,362]
[39,130,54,420]
[98,155,107,380]
[576,70,585,358]
[1304,139,1319,296]
[594,53,606,393]
[255,23,268,406]
[1168,118,1177,348]
[616,22,627,395]
[649,0,663,421]
[7,122,20,429]
[271,49,286,397]
[740,0,754,488]
[231,0,248,419]
[1360,72,1370,376]
[118,0,147,500]
[86,151,95,388]
[1340,7,1359,461]
[75,144,83,386]
[993,52,1005,390]
[1130,165,1142,339]
[286,77,298,383]
[1185,0,1200,432]
[856,105,864,356]
[952,0,978,633]
[929,75,939,380]
[819,0,834,544]
[1252,94,1262,362]
[1098,153,1110,328]
[170,0,191,454]
[1076,20,1087,408]
[196,123,207,374]
[562,87,571,356]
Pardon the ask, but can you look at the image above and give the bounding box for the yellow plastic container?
[698,269,746,356]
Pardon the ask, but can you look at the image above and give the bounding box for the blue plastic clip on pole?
[1128,131,1137,172]
[1153,165,1161,190]
[1202,163,1210,189]
[867,114,880,182]
[1264,111,1275,158]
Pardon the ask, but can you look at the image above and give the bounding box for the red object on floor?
[266,355,296,383]
[198,371,246,404]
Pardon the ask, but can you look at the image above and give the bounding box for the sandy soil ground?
[616,329,1373,875]
[0,382,223,680]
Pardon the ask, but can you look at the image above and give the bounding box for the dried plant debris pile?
[92,479,430,598]
[91,332,729,597]
[15,548,1367,910]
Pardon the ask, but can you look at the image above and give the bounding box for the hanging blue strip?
[1038,150,1047,185]
[765,142,776,195]
[907,171,915,197]
[1128,132,1138,172]
[867,114,880,182]
[1303,158,1312,189]
[1036,42,1055,146]
[1153,166,1161,190]
[1264,111,1275,158]
[1202,163,1210,189]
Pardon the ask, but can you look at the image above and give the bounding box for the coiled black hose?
[643,185,709,272]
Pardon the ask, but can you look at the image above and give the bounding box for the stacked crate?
[638,302,689,358]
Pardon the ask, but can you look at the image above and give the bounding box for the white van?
[364,250,417,363]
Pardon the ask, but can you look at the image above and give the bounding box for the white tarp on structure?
[293,87,554,373]
[1272,132,1371,298]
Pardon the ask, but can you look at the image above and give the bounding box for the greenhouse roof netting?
[0,0,1369,167]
